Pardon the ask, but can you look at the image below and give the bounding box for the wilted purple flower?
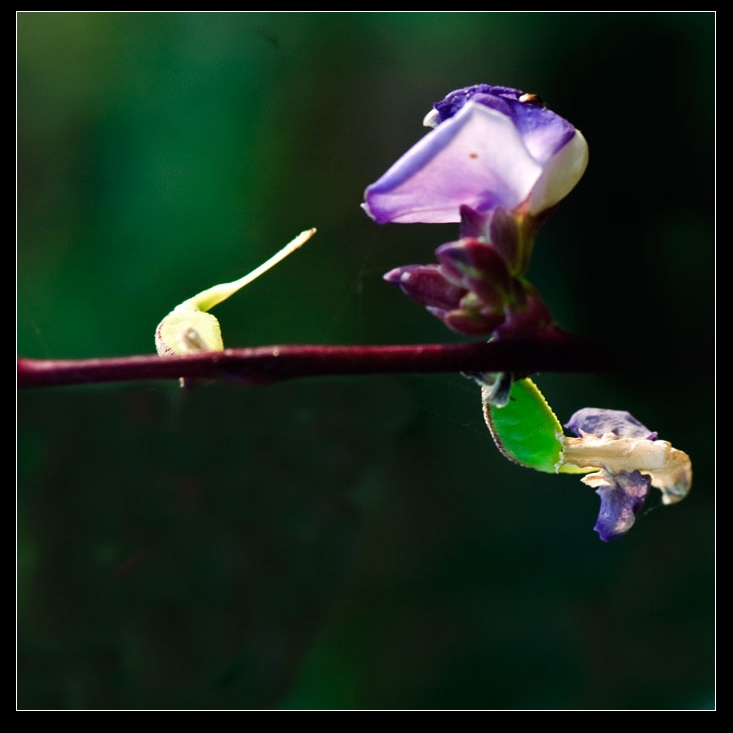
[362,84,588,226]
[560,408,692,541]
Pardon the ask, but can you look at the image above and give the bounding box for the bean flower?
[362,84,588,247]
[560,408,691,541]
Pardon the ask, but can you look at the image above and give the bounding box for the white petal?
[528,129,589,215]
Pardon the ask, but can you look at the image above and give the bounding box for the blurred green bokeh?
[17,12,715,709]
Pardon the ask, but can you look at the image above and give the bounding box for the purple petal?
[430,84,577,166]
[431,85,521,123]
[458,204,490,240]
[565,408,658,441]
[363,101,544,224]
[527,129,588,216]
[593,470,651,541]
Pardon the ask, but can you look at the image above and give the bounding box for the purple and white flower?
[363,84,588,226]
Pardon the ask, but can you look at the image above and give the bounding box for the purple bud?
[458,204,490,240]
[488,208,521,273]
[383,264,466,310]
[429,307,506,337]
[495,282,554,338]
[459,290,506,314]
[436,238,513,303]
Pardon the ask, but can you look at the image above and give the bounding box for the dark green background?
[17,12,715,709]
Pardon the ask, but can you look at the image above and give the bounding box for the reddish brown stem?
[17,331,615,389]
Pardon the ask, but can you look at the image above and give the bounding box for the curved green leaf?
[483,377,564,473]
